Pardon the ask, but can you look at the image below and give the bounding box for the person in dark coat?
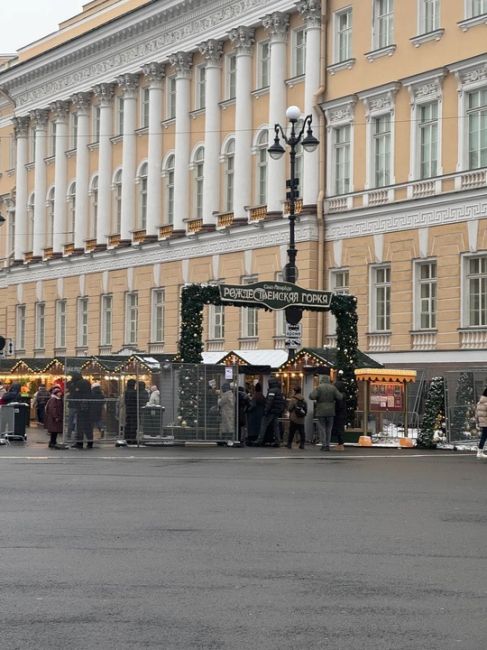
[237,386,250,445]
[33,384,50,424]
[124,379,138,444]
[90,383,105,437]
[287,386,307,449]
[69,371,93,449]
[332,376,347,451]
[44,386,64,448]
[246,383,265,444]
[2,382,21,404]
[254,378,287,447]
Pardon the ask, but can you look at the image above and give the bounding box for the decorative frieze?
[229,26,255,54]
[402,69,446,105]
[198,40,224,66]
[321,95,357,126]
[448,55,487,92]
[296,0,321,28]
[358,83,400,118]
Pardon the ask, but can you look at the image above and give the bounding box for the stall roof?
[278,347,384,371]
[355,368,417,383]
[209,349,288,369]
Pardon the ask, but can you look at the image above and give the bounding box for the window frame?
[240,276,259,339]
[467,88,487,171]
[90,175,99,239]
[66,182,76,244]
[467,0,487,18]
[255,130,268,206]
[370,264,391,332]
[257,40,270,88]
[167,76,177,119]
[100,294,113,347]
[334,7,353,63]
[226,54,237,100]
[140,86,150,129]
[77,297,89,348]
[372,0,395,50]
[35,302,45,350]
[332,124,352,195]
[116,95,124,136]
[163,154,175,224]
[292,28,306,77]
[55,299,67,349]
[125,291,139,345]
[195,65,206,110]
[414,260,437,330]
[223,138,235,212]
[137,162,148,229]
[192,147,205,218]
[112,169,122,233]
[16,304,26,351]
[328,269,350,336]
[372,114,392,188]
[418,0,440,34]
[151,288,165,343]
[463,254,487,328]
[93,104,101,142]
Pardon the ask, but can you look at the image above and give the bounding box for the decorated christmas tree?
[331,294,359,426]
[417,376,445,448]
[450,372,476,439]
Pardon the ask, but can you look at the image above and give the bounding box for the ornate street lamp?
[268,106,319,355]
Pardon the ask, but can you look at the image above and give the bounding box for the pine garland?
[330,294,359,425]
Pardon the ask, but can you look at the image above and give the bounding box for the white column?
[71,92,92,251]
[263,13,290,214]
[199,40,223,224]
[50,101,70,255]
[30,109,49,258]
[297,0,321,207]
[169,52,192,232]
[93,83,115,246]
[12,116,30,261]
[229,27,255,220]
[117,73,139,242]
[142,63,165,238]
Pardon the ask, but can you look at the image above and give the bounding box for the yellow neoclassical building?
[0,0,486,371]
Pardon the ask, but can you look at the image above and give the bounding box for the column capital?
[93,82,116,107]
[296,0,322,28]
[262,12,290,42]
[169,52,193,78]
[229,26,255,55]
[49,100,70,122]
[142,62,165,85]
[198,39,224,66]
[12,115,30,139]
[117,73,140,98]
[29,108,50,129]
[71,92,92,114]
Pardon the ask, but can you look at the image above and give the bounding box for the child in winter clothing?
[44,387,64,448]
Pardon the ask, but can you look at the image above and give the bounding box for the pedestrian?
[237,386,250,445]
[1,382,21,404]
[90,382,106,437]
[287,386,307,449]
[44,386,64,448]
[475,387,487,458]
[69,371,93,449]
[332,374,347,451]
[33,384,50,424]
[254,378,286,447]
[246,382,265,444]
[309,375,343,452]
[124,379,138,444]
[218,382,235,439]
[148,385,161,406]
[138,381,149,409]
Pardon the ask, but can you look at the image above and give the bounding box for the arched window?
[113,169,122,233]
[256,131,268,205]
[27,192,35,252]
[223,139,235,213]
[193,147,204,218]
[46,187,55,248]
[137,162,148,229]
[66,182,76,244]
[164,155,175,225]
[90,175,99,239]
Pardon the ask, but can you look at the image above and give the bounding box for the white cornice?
[0,216,318,288]
[325,190,487,241]
[1,0,296,115]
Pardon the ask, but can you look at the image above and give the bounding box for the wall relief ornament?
[296,0,321,28]
[71,91,92,113]
[49,100,70,121]
[228,26,255,54]
[141,62,165,84]
[12,115,30,139]
[262,12,290,40]
[169,52,193,78]
[198,40,224,66]
[92,82,115,106]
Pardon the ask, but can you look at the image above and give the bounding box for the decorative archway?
[179,283,359,423]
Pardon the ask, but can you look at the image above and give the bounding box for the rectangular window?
[117,96,124,135]
[151,289,165,343]
[335,8,352,62]
[167,77,177,119]
[196,65,206,110]
[49,121,57,157]
[468,0,487,17]
[420,0,439,32]
[227,55,237,99]
[293,28,306,77]
[258,41,270,88]
[30,126,36,162]
[141,87,150,128]
[467,256,487,326]
[334,125,351,194]
[125,292,138,344]
[415,261,437,329]
[241,277,258,339]
[93,105,100,142]
[55,299,67,349]
[70,112,78,149]
[35,302,45,350]
[16,304,26,351]
[373,115,392,187]
[467,88,487,170]
[372,265,391,331]
[328,269,350,335]
[209,304,225,340]
[100,294,113,346]
[419,101,439,179]
[374,0,394,49]
[77,297,89,348]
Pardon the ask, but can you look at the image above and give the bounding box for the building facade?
[0,0,324,359]
[322,0,487,369]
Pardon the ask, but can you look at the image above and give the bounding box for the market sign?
[219,281,332,311]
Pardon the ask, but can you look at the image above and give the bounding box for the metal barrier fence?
[60,359,239,447]
[444,369,486,444]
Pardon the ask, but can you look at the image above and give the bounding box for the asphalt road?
[0,444,485,650]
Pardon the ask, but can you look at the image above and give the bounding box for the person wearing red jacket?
[44,386,64,448]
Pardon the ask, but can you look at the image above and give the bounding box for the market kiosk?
[354,368,417,446]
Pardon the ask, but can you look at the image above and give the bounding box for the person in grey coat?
[309,375,343,451]
[218,382,235,438]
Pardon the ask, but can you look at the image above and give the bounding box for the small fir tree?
[450,372,476,439]
[417,376,445,448]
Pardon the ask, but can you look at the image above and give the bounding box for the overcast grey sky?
[2,1,84,53]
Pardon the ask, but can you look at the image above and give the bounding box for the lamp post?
[268,105,319,355]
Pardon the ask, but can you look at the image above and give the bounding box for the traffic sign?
[286,323,302,338]
[285,338,301,349]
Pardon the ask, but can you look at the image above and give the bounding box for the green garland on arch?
[330,294,359,425]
